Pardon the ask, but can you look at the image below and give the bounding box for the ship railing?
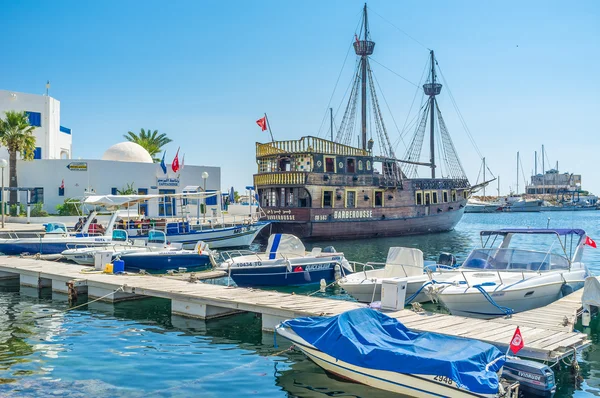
[256,136,368,157]
[253,172,307,186]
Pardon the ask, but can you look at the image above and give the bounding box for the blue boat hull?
[0,241,108,256]
[228,263,338,287]
[119,253,212,271]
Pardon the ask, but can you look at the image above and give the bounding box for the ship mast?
[355,3,374,151]
[424,50,441,178]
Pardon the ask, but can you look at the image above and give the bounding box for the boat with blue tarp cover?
[428,228,590,318]
[216,234,354,286]
[276,308,525,397]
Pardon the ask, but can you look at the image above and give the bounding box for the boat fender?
[293,266,303,272]
[334,264,342,281]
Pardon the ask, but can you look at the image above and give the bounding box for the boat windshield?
[462,248,569,271]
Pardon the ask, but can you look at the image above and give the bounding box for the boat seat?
[464,258,489,269]
[310,247,322,256]
[509,263,529,270]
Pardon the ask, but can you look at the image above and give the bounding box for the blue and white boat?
[276,308,554,397]
[83,194,269,250]
[115,231,213,272]
[216,234,353,286]
[0,214,121,255]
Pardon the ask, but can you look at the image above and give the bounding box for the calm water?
[1,212,600,397]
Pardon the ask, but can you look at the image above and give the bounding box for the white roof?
[102,142,153,163]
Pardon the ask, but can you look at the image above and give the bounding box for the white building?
[0,89,72,160]
[14,142,220,217]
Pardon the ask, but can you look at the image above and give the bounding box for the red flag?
[256,116,267,131]
[60,179,64,189]
[171,147,180,173]
[585,236,597,249]
[355,34,360,45]
[509,327,524,354]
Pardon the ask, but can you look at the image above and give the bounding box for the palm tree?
[123,128,172,162]
[0,111,36,204]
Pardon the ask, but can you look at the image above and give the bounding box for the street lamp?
[0,159,6,229]
[201,171,209,222]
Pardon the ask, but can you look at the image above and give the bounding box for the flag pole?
[264,113,275,143]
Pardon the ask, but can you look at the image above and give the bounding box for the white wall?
[15,159,221,216]
[0,89,72,160]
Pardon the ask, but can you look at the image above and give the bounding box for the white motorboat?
[215,234,353,287]
[338,248,459,304]
[275,308,557,397]
[429,228,590,318]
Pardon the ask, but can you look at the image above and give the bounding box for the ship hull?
[262,204,466,240]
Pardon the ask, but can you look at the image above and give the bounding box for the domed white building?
[13,138,220,218]
[102,142,154,163]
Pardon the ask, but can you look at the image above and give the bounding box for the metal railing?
[253,172,307,186]
[256,136,368,158]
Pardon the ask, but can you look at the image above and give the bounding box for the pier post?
[88,284,145,302]
[261,313,288,332]
[0,270,18,280]
[171,299,241,319]
[20,272,51,288]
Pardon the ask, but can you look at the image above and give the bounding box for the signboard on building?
[66,162,88,171]
[157,177,180,187]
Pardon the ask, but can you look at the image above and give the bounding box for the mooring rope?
[33,285,125,320]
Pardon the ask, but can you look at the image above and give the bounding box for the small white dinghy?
[338,247,460,304]
[429,229,591,319]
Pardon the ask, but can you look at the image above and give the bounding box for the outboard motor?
[502,358,556,397]
[438,252,457,267]
[322,246,336,254]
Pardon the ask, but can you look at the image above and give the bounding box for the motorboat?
[62,229,134,265]
[276,308,556,397]
[501,198,543,212]
[83,194,269,249]
[115,231,213,272]
[0,213,122,255]
[338,248,460,304]
[429,229,590,318]
[215,234,353,286]
[464,198,502,213]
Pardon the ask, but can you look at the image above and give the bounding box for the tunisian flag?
[172,147,180,173]
[509,327,524,354]
[585,236,597,248]
[256,116,267,131]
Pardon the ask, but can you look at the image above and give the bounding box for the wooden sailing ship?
[254,5,471,240]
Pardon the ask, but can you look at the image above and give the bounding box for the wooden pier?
[0,256,590,362]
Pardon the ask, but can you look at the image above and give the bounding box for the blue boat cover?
[282,308,504,395]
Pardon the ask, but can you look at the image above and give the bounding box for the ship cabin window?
[325,156,335,173]
[323,190,334,207]
[297,187,311,208]
[374,190,384,207]
[278,157,291,172]
[346,158,355,173]
[442,190,448,203]
[415,191,423,205]
[432,191,438,204]
[424,191,431,205]
[451,190,457,202]
[346,191,356,208]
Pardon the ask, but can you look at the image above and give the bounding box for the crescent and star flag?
[60,179,64,189]
[172,148,180,173]
[585,236,597,248]
[256,116,267,131]
[509,327,524,354]
[160,151,167,174]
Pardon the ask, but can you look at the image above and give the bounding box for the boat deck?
[0,256,589,362]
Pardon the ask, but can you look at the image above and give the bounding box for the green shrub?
[9,204,25,217]
[56,199,81,216]
[31,203,49,217]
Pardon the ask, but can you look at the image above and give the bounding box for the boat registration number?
[433,375,453,385]
[236,262,262,267]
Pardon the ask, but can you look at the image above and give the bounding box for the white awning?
[84,191,220,209]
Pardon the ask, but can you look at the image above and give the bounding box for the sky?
[1,0,598,195]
